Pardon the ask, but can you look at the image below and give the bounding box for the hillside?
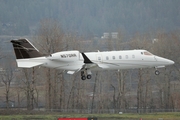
[0,0,179,36]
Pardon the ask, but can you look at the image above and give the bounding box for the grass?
[0,112,180,120]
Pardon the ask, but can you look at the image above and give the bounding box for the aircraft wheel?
[81,76,86,80]
[155,70,160,75]
[87,75,92,79]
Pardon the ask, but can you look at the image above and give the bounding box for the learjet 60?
[11,39,174,80]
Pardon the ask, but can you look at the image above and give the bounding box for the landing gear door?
[96,54,102,62]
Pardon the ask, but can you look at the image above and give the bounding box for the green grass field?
[0,112,180,120]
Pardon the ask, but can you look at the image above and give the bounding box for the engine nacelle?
[47,50,80,62]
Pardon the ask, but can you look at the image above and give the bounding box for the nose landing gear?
[155,70,160,75]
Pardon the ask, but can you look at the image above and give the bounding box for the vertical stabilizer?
[11,38,42,59]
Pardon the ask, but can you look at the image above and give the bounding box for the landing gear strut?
[81,71,86,80]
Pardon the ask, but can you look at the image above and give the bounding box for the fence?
[2,107,180,114]
[40,108,180,114]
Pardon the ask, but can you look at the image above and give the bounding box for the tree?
[1,67,14,109]
[35,19,65,110]
[0,53,15,109]
[152,31,180,110]
[20,68,36,110]
[129,33,154,113]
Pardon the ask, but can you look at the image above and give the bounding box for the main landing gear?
[81,70,92,80]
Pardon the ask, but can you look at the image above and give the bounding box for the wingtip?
[81,53,93,64]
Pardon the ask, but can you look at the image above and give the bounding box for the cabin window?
[119,55,122,59]
[125,55,128,59]
[106,56,109,60]
[112,56,115,60]
[132,55,135,58]
[98,57,101,60]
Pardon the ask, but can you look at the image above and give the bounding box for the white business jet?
[11,39,174,80]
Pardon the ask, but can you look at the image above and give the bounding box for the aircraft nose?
[167,59,175,65]
[170,60,175,64]
[155,56,175,65]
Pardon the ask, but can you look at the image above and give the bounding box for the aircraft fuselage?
[35,50,174,71]
[11,39,174,80]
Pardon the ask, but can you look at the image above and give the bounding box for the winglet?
[81,53,93,63]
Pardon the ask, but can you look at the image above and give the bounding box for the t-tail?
[11,39,44,68]
[11,38,42,59]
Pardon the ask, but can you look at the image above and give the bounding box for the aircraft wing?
[81,53,109,70]
[81,52,102,69]
[81,52,110,68]
[67,53,109,74]
[67,63,98,75]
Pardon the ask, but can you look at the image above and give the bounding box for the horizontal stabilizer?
[16,60,44,68]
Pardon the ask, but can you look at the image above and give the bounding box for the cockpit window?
[143,51,153,56]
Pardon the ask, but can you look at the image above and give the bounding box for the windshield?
[143,51,153,56]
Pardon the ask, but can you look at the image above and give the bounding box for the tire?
[81,76,86,80]
[155,70,160,75]
[87,75,92,79]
